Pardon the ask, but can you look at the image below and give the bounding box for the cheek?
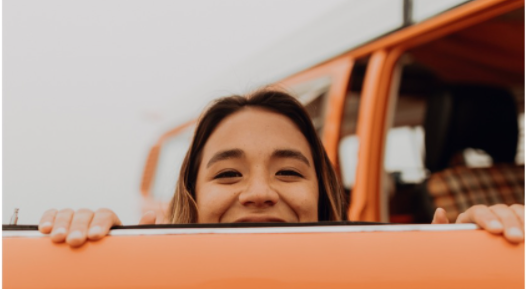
[195,183,238,223]
[279,181,319,222]
[301,189,319,222]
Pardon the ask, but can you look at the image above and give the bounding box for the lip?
[234,216,286,223]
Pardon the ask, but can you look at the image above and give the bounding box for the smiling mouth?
[234,217,286,223]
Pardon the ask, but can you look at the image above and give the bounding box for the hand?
[432,204,524,243]
[39,208,166,247]
[38,209,163,247]
[38,208,168,247]
[38,208,123,247]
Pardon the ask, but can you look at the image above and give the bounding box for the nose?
[238,174,279,207]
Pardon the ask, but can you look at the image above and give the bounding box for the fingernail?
[40,222,52,229]
[488,220,503,230]
[68,231,83,240]
[507,228,524,239]
[52,227,66,236]
[88,226,102,237]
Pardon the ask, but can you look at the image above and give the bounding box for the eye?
[276,170,303,178]
[214,170,242,179]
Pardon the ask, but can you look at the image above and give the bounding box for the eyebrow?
[205,148,311,168]
[206,149,245,168]
[272,149,311,167]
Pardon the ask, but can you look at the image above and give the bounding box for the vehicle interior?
[339,8,524,223]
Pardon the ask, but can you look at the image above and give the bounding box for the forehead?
[201,107,313,158]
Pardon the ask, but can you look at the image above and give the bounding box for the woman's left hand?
[432,204,524,243]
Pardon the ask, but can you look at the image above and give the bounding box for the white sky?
[3,0,352,224]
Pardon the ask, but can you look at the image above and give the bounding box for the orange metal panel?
[4,228,524,289]
[320,59,353,176]
[349,49,403,222]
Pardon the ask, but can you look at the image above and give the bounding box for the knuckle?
[471,207,491,219]
[510,204,524,211]
[493,208,514,219]
[76,208,94,215]
[58,208,74,215]
[95,208,115,217]
[490,204,508,210]
[95,208,111,214]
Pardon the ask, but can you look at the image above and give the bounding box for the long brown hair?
[167,88,345,223]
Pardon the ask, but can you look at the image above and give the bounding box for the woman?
[39,89,525,247]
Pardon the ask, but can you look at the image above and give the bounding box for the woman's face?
[195,107,319,223]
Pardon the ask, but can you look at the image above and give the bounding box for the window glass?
[412,0,470,23]
[287,76,332,135]
[339,135,359,188]
[384,126,426,183]
[516,113,525,165]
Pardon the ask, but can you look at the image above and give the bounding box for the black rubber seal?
[3,221,389,231]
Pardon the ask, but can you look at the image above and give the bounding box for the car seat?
[419,84,524,223]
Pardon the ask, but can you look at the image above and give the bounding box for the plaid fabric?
[427,164,525,223]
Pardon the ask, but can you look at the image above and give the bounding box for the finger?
[39,209,58,234]
[65,209,94,247]
[456,205,504,233]
[87,208,122,241]
[139,211,157,225]
[490,205,524,243]
[431,208,449,224]
[50,209,74,243]
[510,204,524,227]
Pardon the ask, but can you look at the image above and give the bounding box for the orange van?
[4,0,524,288]
[140,0,525,224]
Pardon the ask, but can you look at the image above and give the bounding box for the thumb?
[431,208,449,224]
[139,210,157,225]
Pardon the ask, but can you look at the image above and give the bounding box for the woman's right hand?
[39,208,163,247]
[38,208,123,247]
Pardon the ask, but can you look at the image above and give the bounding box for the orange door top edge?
[4,228,524,289]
